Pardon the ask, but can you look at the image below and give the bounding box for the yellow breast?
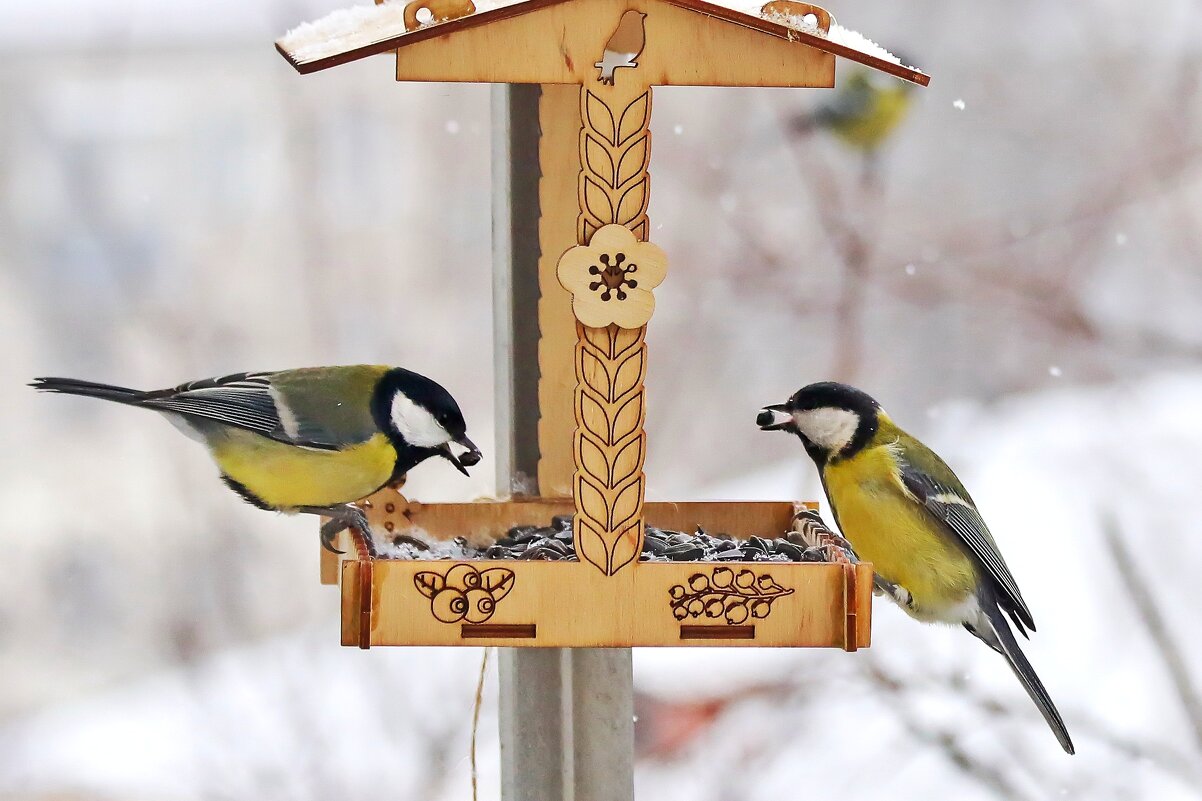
[209,430,397,510]
[824,446,977,618]
[835,87,910,151]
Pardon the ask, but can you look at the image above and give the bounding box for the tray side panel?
[356,560,859,647]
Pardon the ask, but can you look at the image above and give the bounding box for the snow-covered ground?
[3,373,1200,800]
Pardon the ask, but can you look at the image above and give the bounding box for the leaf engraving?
[583,177,616,224]
[585,91,618,143]
[615,139,648,187]
[480,568,515,601]
[584,134,617,185]
[414,571,444,599]
[617,92,650,145]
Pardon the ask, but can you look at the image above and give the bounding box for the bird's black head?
[757,381,881,464]
[372,368,481,477]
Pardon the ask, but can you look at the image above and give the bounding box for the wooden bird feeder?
[276,0,927,651]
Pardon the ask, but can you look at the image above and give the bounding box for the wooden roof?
[276,0,928,87]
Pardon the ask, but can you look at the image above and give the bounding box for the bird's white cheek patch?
[391,394,451,448]
[793,408,860,452]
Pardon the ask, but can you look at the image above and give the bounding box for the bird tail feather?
[30,376,146,405]
[979,594,1075,754]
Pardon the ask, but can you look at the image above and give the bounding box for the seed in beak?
[757,405,793,431]
[455,435,482,467]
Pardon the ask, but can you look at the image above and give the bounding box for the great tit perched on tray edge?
[32,365,481,553]
[758,382,1074,754]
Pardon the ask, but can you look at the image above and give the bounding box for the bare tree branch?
[860,658,1036,801]
[1102,515,1202,754]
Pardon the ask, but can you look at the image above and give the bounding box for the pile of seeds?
[375,513,837,563]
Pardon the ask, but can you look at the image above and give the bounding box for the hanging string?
[471,647,491,801]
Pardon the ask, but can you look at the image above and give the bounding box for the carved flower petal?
[585,226,667,291]
[587,223,639,252]
[625,241,667,290]
[572,293,623,328]
[556,245,600,295]
[604,288,656,328]
[556,224,669,329]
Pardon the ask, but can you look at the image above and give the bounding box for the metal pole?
[491,83,635,801]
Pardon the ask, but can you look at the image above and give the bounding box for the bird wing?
[895,448,1036,635]
[138,369,380,450]
[267,365,389,447]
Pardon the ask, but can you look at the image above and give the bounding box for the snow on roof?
[277,0,537,66]
[279,2,412,67]
[276,0,928,84]
[825,23,903,66]
[755,6,911,69]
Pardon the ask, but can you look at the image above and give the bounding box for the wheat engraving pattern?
[579,88,651,242]
[572,84,654,575]
[573,323,647,574]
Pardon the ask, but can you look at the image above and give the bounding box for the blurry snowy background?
[2,0,1201,799]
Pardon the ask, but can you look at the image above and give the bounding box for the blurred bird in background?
[33,366,481,553]
[595,9,647,85]
[758,382,1074,754]
[790,67,915,160]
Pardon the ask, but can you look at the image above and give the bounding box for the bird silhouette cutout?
[595,10,647,85]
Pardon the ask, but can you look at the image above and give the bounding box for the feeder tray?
[323,494,871,649]
[277,0,927,653]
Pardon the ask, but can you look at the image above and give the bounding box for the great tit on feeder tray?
[758,382,1074,754]
[33,365,481,554]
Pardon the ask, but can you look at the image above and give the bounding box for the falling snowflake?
[1048,366,1063,378]
[953,99,966,110]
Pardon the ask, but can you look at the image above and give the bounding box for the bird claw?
[875,577,914,610]
[320,537,345,555]
[307,505,375,557]
[320,520,347,555]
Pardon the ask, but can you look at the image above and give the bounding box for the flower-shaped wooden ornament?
[557,224,667,328]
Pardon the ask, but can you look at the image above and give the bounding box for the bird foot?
[304,504,376,557]
[874,577,914,610]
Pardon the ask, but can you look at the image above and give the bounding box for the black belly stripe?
[220,474,274,511]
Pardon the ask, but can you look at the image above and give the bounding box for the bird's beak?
[439,435,482,476]
[757,403,796,432]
